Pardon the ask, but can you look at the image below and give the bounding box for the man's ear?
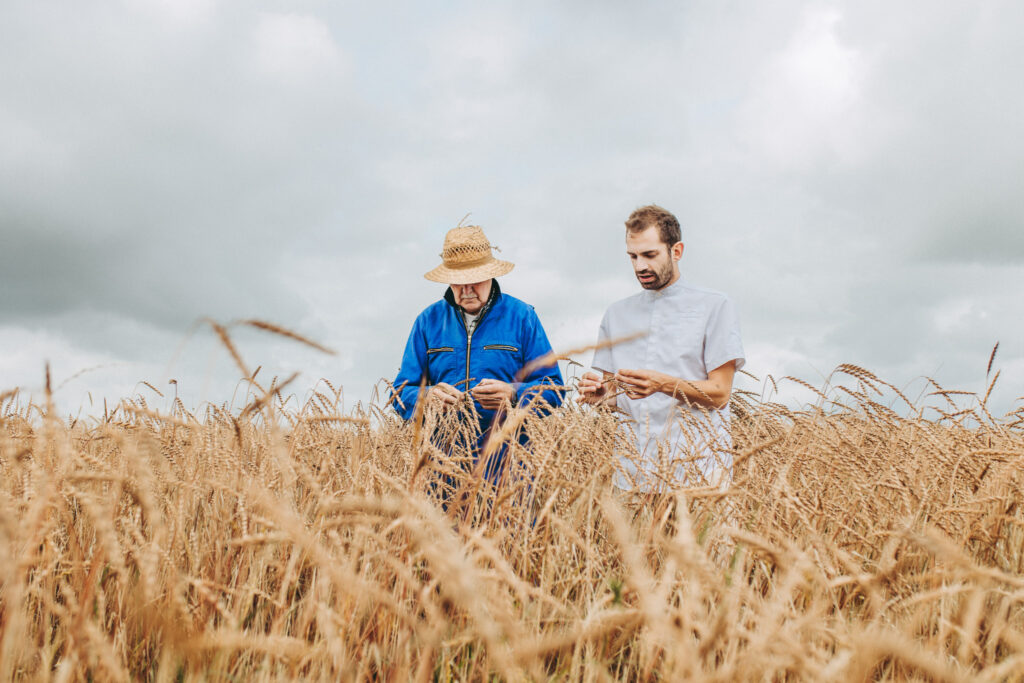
[672,242,684,262]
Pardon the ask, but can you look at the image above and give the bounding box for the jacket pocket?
[483,344,520,352]
[426,347,455,354]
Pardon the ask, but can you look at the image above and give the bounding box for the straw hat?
[424,225,515,284]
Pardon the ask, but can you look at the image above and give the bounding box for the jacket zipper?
[454,311,471,390]
[459,303,494,391]
[459,314,471,388]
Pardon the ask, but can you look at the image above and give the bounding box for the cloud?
[918,203,1024,265]
[2,0,1023,417]
[0,106,70,172]
[252,12,344,82]
[123,0,217,27]
[738,7,871,168]
[0,3,368,331]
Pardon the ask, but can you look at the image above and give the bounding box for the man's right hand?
[577,371,608,405]
[428,382,463,408]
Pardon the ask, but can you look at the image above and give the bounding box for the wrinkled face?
[450,279,492,314]
[626,226,682,290]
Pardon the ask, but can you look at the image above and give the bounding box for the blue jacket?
[391,281,564,430]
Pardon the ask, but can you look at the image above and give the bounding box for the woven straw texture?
[424,225,514,284]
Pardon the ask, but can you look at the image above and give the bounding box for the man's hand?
[578,371,609,405]
[615,368,667,400]
[428,382,463,409]
[470,378,516,410]
[616,362,736,408]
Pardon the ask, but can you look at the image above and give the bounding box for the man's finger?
[473,381,511,394]
[433,386,460,401]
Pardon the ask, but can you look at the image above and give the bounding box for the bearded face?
[625,226,681,291]
[450,280,492,313]
[633,249,675,289]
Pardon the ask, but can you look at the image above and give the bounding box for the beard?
[635,259,675,290]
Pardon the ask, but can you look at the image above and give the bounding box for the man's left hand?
[470,378,516,410]
[615,369,667,399]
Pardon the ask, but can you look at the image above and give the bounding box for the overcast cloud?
[2,0,1022,416]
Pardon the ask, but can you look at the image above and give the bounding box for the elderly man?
[579,205,745,491]
[392,224,563,499]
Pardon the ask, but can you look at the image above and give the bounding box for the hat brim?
[424,259,514,285]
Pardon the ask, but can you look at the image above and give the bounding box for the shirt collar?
[645,276,684,301]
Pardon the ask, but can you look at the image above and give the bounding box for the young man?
[391,224,563,499]
[579,205,745,491]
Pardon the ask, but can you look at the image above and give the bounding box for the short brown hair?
[625,205,681,247]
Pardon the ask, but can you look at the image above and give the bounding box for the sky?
[2,0,1023,418]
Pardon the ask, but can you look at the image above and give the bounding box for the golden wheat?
[0,368,1022,681]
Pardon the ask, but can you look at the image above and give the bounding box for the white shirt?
[591,278,745,490]
[464,310,481,334]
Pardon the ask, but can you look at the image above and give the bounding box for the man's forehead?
[626,227,668,252]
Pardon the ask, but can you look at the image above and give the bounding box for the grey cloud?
[822,261,1020,393]
[917,206,1024,265]
[2,0,1023,416]
[788,3,1024,264]
[1,2,383,331]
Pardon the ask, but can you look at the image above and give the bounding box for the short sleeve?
[703,296,745,373]
[590,311,614,374]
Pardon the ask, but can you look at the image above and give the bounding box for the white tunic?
[591,279,745,490]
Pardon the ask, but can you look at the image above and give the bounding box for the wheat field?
[1,358,1023,681]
